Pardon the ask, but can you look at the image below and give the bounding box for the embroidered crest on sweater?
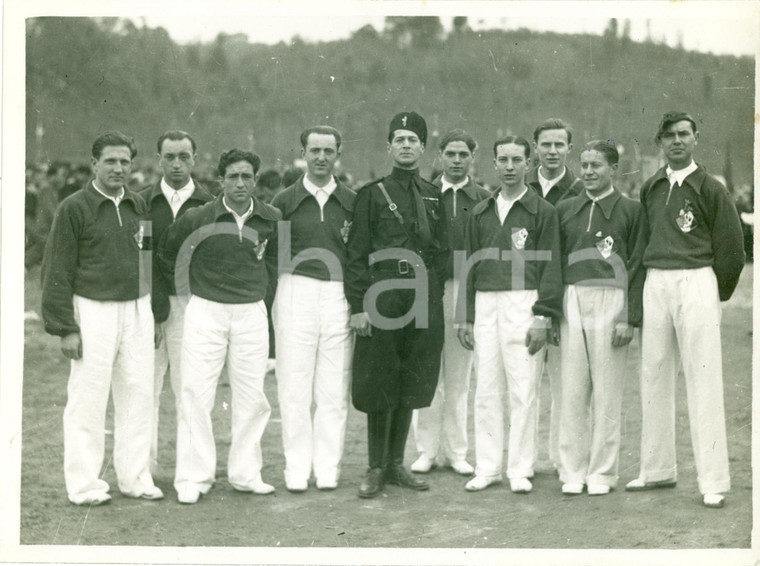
[512,228,528,250]
[134,225,145,250]
[676,199,696,233]
[595,235,615,259]
[341,220,352,244]
[253,238,268,260]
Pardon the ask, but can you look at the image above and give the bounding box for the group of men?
[40,109,745,510]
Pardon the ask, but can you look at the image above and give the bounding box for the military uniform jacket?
[344,167,447,314]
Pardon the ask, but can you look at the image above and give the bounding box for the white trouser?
[535,342,561,470]
[174,296,270,493]
[473,290,544,479]
[273,274,353,485]
[413,278,473,463]
[64,294,157,503]
[638,267,730,495]
[558,285,629,487]
[151,295,185,470]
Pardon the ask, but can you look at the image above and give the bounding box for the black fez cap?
[656,111,697,141]
[388,111,427,145]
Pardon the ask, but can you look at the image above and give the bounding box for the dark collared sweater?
[640,163,744,301]
[433,175,492,281]
[158,195,281,305]
[137,179,214,322]
[526,166,583,207]
[556,188,648,326]
[41,182,149,337]
[464,187,563,323]
[267,175,355,283]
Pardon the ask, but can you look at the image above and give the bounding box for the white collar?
[160,176,195,197]
[497,187,528,205]
[666,161,698,188]
[586,186,615,202]
[441,175,469,192]
[223,196,254,222]
[92,181,124,205]
[302,174,337,198]
[538,166,566,195]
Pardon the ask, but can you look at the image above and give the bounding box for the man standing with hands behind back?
[626,111,744,509]
[411,129,490,476]
[139,130,213,473]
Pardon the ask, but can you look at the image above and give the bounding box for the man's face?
[388,129,424,169]
[221,160,256,208]
[658,120,698,167]
[534,128,571,174]
[91,145,132,193]
[440,141,473,184]
[580,150,617,194]
[158,137,196,189]
[494,143,528,189]
[302,133,340,180]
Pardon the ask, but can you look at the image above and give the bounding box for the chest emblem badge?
[253,238,268,260]
[595,235,615,259]
[341,220,352,244]
[512,228,528,250]
[676,199,696,233]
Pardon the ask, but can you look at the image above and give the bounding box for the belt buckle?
[398,259,410,275]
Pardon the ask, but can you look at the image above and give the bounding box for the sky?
[135,4,760,57]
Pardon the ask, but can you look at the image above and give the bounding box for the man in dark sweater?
[345,111,447,498]
[526,118,582,475]
[625,111,745,509]
[459,136,562,494]
[41,131,163,505]
[159,149,281,504]
[410,129,490,477]
[555,141,647,496]
[138,130,213,473]
[268,126,355,492]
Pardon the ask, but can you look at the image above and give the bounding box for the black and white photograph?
[2,1,758,564]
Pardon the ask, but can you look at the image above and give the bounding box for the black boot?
[385,408,429,491]
[358,412,390,499]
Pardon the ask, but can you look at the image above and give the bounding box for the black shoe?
[385,464,430,491]
[358,468,385,499]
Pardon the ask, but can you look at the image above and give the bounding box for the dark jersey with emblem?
[639,163,744,301]
[556,188,648,326]
[345,166,447,413]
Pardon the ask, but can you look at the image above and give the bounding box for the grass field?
[18,264,753,552]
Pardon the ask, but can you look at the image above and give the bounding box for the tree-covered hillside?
[26,17,754,188]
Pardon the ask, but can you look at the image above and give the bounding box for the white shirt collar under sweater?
[223,196,254,230]
[496,187,527,224]
[538,166,566,198]
[92,181,124,206]
[441,175,469,193]
[666,160,698,189]
[302,174,337,209]
[161,177,196,219]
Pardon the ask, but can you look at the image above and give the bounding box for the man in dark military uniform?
[345,111,447,499]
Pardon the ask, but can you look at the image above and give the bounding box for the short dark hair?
[300,125,342,151]
[493,136,531,159]
[438,129,477,153]
[533,118,573,145]
[157,130,197,154]
[217,149,261,177]
[655,111,697,142]
[91,131,137,160]
[581,140,619,166]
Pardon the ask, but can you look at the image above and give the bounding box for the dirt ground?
[17,265,753,553]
